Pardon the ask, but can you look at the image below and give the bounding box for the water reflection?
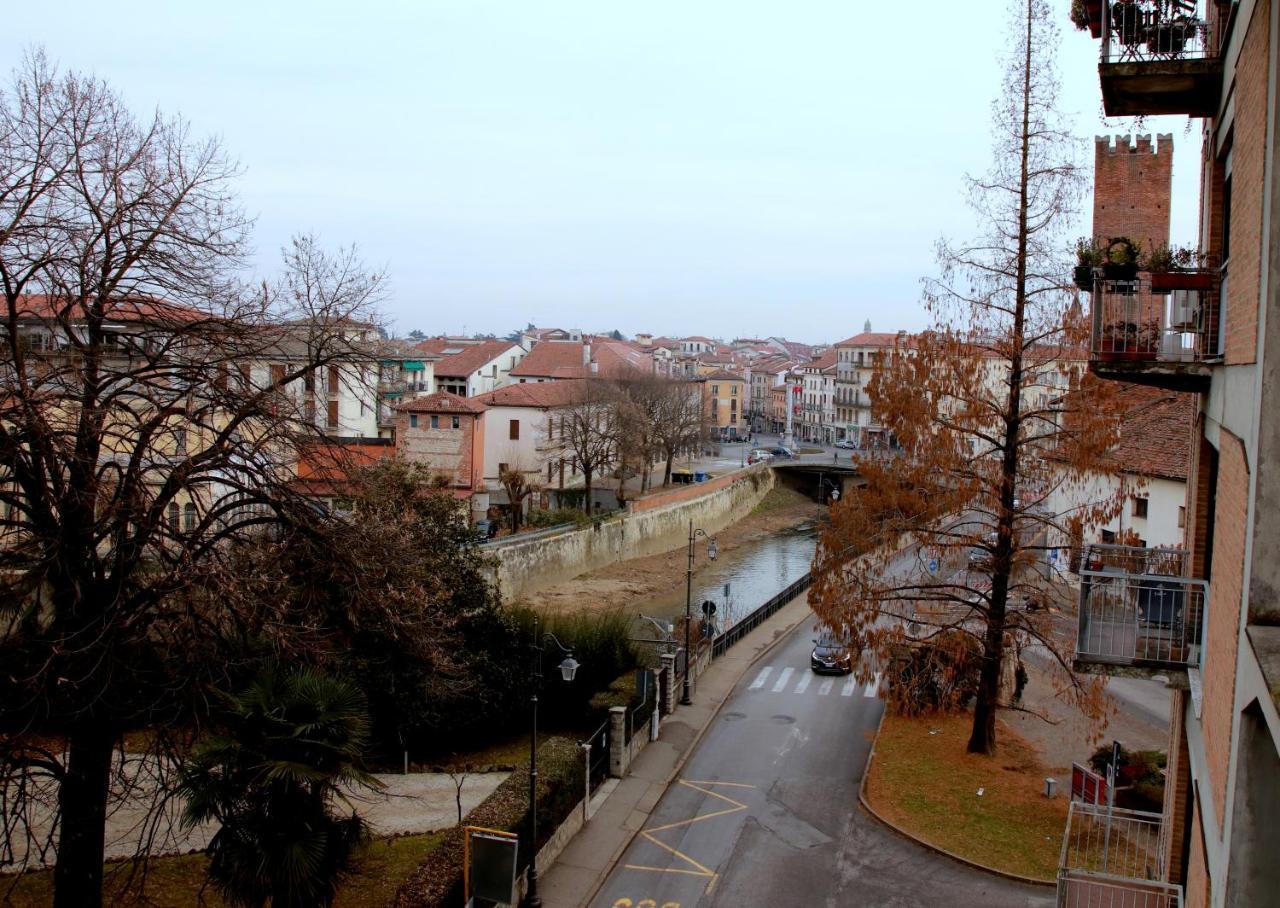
[630,523,818,631]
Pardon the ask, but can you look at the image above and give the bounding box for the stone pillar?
[660,654,677,716]
[581,742,592,822]
[608,706,627,778]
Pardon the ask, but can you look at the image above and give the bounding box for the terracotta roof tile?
[413,338,519,377]
[472,381,585,408]
[395,390,488,414]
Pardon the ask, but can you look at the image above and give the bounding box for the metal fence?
[1090,275,1222,364]
[1057,802,1182,908]
[712,573,812,657]
[581,718,610,797]
[1077,572,1207,668]
[1101,0,1214,64]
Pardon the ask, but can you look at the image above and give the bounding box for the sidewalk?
[537,593,815,908]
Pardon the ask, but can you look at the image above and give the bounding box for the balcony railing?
[1089,272,1220,390]
[1058,802,1182,908]
[1099,0,1223,116]
[1077,544,1207,670]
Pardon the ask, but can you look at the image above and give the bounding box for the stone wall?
[488,464,775,601]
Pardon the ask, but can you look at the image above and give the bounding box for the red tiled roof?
[695,369,745,382]
[472,380,585,408]
[1108,386,1195,481]
[834,331,903,348]
[805,350,838,370]
[414,338,518,377]
[510,341,587,378]
[293,439,395,496]
[395,391,488,414]
[14,293,204,324]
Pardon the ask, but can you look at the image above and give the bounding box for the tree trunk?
[664,452,674,487]
[584,470,593,514]
[967,606,1007,754]
[53,726,116,908]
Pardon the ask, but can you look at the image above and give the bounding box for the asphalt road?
[589,619,1055,908]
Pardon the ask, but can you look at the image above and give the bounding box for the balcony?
[1058,801,1183,907]
[1089,272,1220,391]
[1076,544,1207,673]
[1098,0,1223,116]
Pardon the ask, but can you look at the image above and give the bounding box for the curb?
[575,596,813,908]
[856,713,1056,890]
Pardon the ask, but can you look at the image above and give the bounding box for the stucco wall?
[488,464,775,601]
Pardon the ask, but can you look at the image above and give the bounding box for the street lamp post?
[526,616,578,908]
[681,519,717,706]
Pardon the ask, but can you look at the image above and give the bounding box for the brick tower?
[1092,134,1173,250]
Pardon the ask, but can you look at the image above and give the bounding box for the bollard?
[1045,777,1058,798]
[581,742,592,821]
[660,653,677,716]
[608,706,627,778]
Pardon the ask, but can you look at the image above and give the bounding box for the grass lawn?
[865,713,1068,882]
[0,831,442,907]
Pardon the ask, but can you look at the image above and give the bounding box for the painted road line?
[771,667,794,693]
[748,667,772,690]
[818,678,835,696]
[793,672,812,694]
[864,671,882,698]
[841,677,857,697]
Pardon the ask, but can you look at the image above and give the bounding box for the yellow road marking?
[622,779,757,892]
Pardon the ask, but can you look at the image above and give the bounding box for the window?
[430,415,439,429]
[509,419,520,440]
[326,399,339,429]
[1179,506,1186,529]
[1101,528,1117,544]
[167,502,179,532]
[410,414,418,428]
[712,385,719,395]
[1132,497,1149,519]
[183,503,197,532]
[270,364,286,387]
[499,462,509,475]
[328,365,340,395]
[452,415,460,429]
[731,385,738,395]
[173,428,187,456]
[304,370,316,393]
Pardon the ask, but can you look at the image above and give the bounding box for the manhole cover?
[722,711,747,722]
[770,714,795,725]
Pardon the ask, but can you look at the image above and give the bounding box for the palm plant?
[179,665,380,908]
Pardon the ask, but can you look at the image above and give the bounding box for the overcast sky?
[9,1,1200,343]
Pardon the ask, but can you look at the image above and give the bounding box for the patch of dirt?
[517,486,822,614]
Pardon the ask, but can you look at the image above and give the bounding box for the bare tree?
[556,381,618,514]
[0,53,386,907]
[497,459,541,533]
[651,380,706,486]
[810,0,1124,755]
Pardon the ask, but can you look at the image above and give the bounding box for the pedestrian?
[1013,661,1028,704]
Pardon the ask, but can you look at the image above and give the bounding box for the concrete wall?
[488,464,775,601]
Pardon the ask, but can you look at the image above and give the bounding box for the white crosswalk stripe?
[771,667,795,693]
[818,678,835,696]
[864,671,882,698]
[793,672,812,694]
[841,677,857,697]
[749,667,772,690]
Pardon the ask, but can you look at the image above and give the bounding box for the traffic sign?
[928,558,939,573]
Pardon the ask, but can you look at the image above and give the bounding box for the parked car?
[747,449,773,465]
[835,439,856,449]
[769,446,795,459]
[811,628,855,675]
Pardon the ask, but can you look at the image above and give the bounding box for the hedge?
[394,736,583,907]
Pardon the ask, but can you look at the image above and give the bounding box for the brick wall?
[1162,689,1192,884]
[1185,805,1211,908]
[1224,0,1270,365]
[1092,134,1173,249]
[1186,429,1216,581]
[396,411,482,489]
[1203,429,1247,833]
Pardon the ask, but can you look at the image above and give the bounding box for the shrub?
[393,737,583,908]
[526,507,591,529]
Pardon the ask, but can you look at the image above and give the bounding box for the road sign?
[702,599,717,616]
[928,558,939,573]
[465,827,518,906]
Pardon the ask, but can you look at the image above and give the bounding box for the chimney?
[582,343,591,365]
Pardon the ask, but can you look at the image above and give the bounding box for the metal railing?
[712,573,812,657]
[1077,545,1207,668]
[1090,274,1221,364]
[1058,802,1182,907]
[581,718,610,797]
[1101,0,1214,64]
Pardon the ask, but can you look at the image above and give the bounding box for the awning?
[401,360,426,371]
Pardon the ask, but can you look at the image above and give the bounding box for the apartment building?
[798,350,837,444]
[1065,3,1279,905]
[833,332,901,446]
[414,337,526,397]
[694,370,746,440]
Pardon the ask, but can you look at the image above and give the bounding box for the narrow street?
[589,618,1054,908]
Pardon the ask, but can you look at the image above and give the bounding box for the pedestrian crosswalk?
[747,666,882,698]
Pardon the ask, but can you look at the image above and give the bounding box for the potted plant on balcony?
[1096,320,1158,362]
[1145,243,1217,292]
[1111,0,1145,46]
[1102,236,1141,281]
[1074,237,1103,290]
[1148,14,1199,56]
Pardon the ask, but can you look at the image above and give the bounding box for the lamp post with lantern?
[681,520,717,706]
[525,616,578,908]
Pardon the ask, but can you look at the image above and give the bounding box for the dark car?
[811,630,855,674]
[769,446,795,459]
